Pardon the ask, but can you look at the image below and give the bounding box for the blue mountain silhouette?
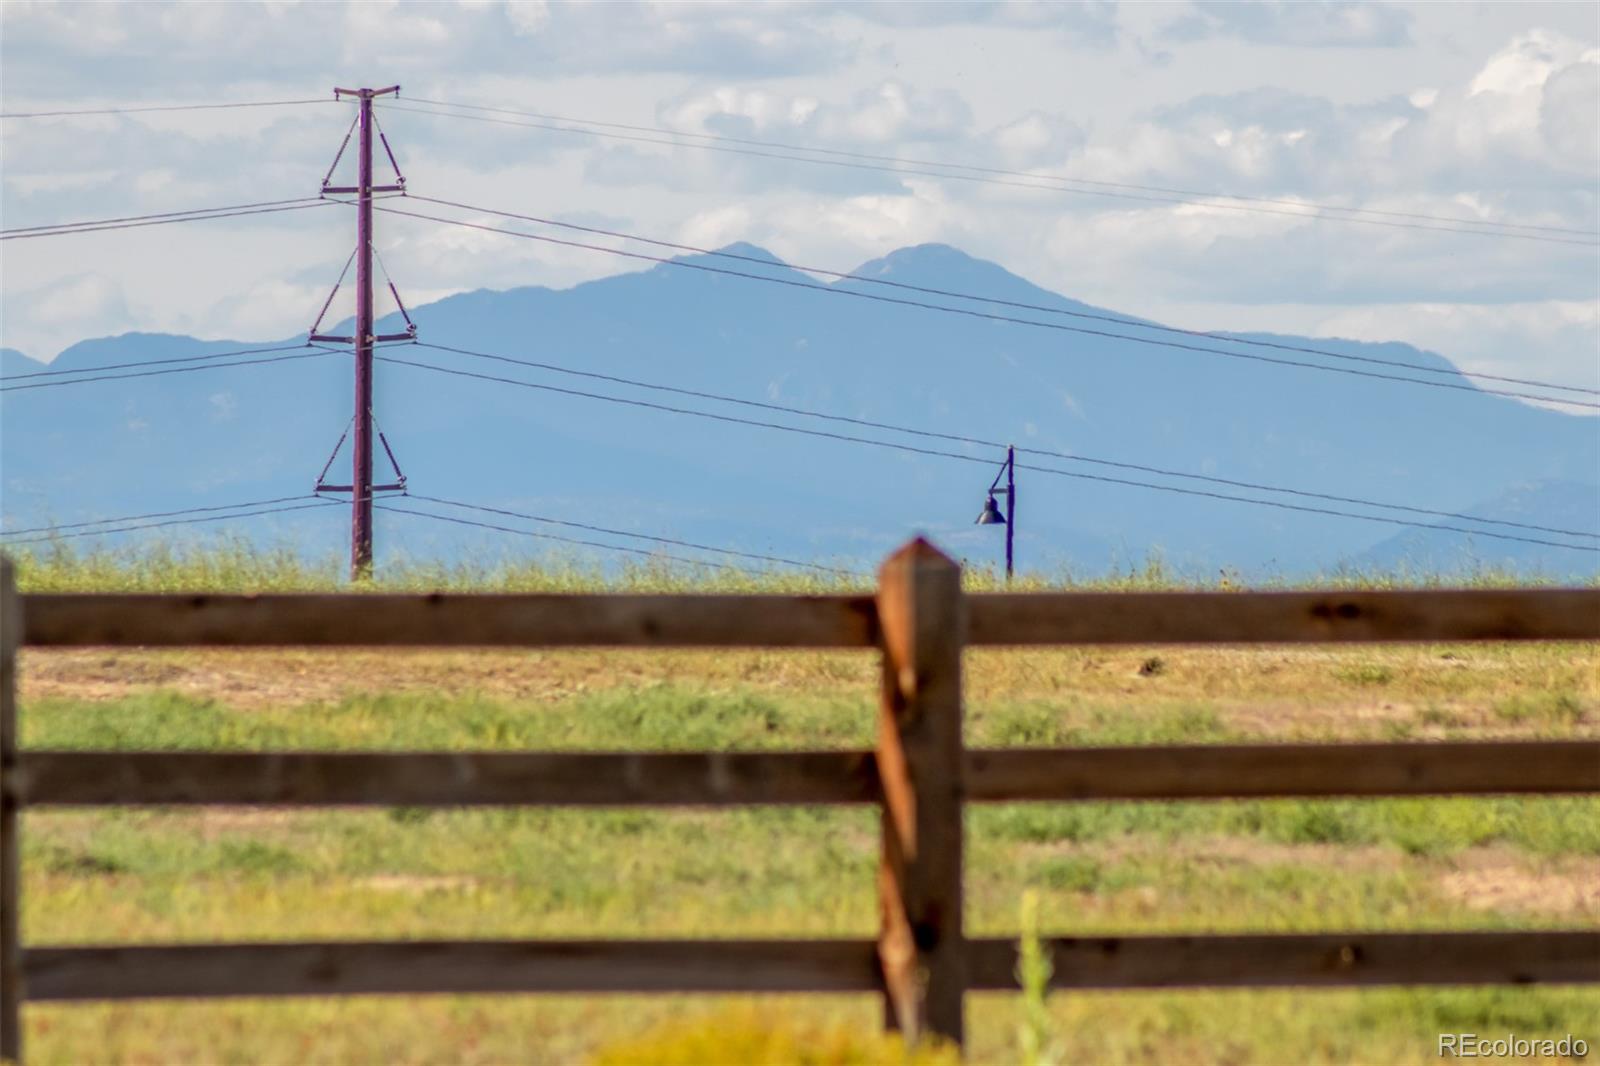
[3,243,1596,577]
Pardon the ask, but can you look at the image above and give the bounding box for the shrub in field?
[588,1005,959,1065]
[1017,890,1061,1066]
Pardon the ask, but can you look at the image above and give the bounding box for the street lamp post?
[974,445,1016,581]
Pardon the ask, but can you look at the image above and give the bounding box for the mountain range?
[3,242,1597,579]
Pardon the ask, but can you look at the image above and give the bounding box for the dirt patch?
[17,645,1597,745]
[1213,700,1417,738]
[194,809,304,838]
[1021,834,1405,874]
[16,647,874,710]
[1438,856,1600,917]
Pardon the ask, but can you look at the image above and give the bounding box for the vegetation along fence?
[2,541,1599,1059]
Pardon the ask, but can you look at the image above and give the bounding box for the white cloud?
[202,279,330,342]
[801,182,954,251]
[1407,31,1600,182]
[986,112,1085,167]
[661,80,972,147]
[1469,29,1575,97]
[1,274,132,358]
[1312,300,1600,395]
[677,204,756,251]
[0,0,863,94]
[26,274,129,327]
[505,0,550,35]
[1541,55,1600,171]
[837,0,1119,43]
[1,2,1595,398]
[1161,1,1413,48]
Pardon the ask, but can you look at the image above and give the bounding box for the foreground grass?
[17,674,1600,1063]
[26,987,1600,1066]
[8,544,1597,1063]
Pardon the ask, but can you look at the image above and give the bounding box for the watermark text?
[1440,1033,1588,1059]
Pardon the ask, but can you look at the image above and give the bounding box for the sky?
[2,0,1597,397]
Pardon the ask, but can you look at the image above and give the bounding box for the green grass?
[8,543,1598,1063]
[22,987,1600,1066]
[24,689,1600,866]
[17,686,1600,1062]
[9,535,1590,593]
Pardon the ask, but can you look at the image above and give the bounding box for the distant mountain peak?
[661,242,787,270]
[852,243,985,278]
[1,348,47,376]
[840,242,1126,319]
[709,241,784,264]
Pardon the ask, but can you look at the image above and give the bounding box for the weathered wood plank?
[20,593,877,648]
[1,559,21,1063]
[968,588,1600,645]
[24,931,1594,1002]
[24,587,1599,650]
[18,741,1597,809]
[876,538,967,1047]
[18,751,880,807]
[965,741,1600,801]
[967,931,1600,989]
[23,939,881,1001]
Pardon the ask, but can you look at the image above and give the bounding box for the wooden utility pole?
[313,85,408,579]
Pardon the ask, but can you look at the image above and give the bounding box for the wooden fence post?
[875,538,966,1048]
[2,557,21,1064]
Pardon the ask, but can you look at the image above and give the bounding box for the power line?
[0,197,325,237]
[379,100,1599,247]
[401,97,1599,241]
[11,89,1587,240]
[1,343,315,382]
[377,502,752,573]
[411,341,1600,542]
[0,349,340,393]
[0,495,322,537]
[0,499,342,546]
[407,493,863,577]
[408,195,1600,399]
[0,98,342,119]
[375,352,1599,554]
[373,202,1600,411]
[0,199,337,241]
[4,340,421,389]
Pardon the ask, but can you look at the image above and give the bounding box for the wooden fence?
[2,540,1598,1060]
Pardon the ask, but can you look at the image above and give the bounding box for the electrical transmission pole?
[310,85,413,579]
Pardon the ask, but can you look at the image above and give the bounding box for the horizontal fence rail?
[965,931,1600,990]
[24,931,1599,1003]
[965,740,1600,802]
[21,587,1600,648]
[15,741,1600,807]
[24,940,883,1001]
[4,545,1599,1061]
[13,750,881,807]
[967,588,1600,645]
[19,592,879,648]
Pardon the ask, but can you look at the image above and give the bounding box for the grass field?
[8,545,1600,1063]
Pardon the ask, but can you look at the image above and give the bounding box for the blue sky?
[2,1,1596,397]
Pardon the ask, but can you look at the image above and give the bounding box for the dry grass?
[10,547,1599,1064]
[20,641,1599,723]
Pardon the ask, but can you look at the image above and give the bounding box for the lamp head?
[975,494,1006,525]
